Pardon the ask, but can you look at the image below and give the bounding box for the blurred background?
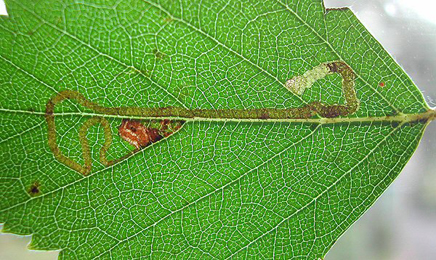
[0,0,435,259]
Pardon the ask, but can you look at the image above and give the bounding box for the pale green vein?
[0,54,82,111]
[0,54,60,95]
[1,108,435,124]
[0,120,44,145]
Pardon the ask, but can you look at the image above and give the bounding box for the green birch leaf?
[0,0,435,259]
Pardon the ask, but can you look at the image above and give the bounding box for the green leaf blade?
[0,0,433,259]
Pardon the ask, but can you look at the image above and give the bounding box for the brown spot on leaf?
[28,181,41,196]
[379,82,385,87]
[46,100,54,115]
[160,119,170,130]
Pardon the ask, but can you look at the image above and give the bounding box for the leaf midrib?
[1,108,434,124]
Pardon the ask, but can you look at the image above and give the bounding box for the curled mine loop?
[45,91,135,175]
[78,117,113,173]
[45,61,359,175]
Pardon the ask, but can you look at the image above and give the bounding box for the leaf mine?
[285,63,331,95]
[2,2,436,259]
[45,61,361,175]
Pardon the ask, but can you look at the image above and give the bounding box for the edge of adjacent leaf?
[325,7,350,14]
[0,224,61,254]
[0,0,9,16]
